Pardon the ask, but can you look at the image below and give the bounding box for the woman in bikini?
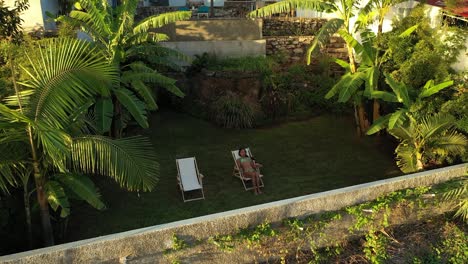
[237,148,262,195]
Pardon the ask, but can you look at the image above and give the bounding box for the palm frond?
[389,124,415,141]
[0,140,29,193]
[394,143,419,173]
[21,38,116,128]
[3,90,33,107]
[431,132,468,156]
[55,173,106,210]
[133,11,192,35]
[114,88,149,129]
[419,113,455,139]
[94,98,114,134]
[248,0,335,18]
[306,18,344,65]
[442,181,468,222]
[71,135,159,192]
[33,120,72,172]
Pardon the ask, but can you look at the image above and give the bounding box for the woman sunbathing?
[237,148,262,195]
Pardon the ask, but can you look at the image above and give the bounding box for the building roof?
[425,0,468,17]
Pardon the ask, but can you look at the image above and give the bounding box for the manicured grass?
[66,111,400,242]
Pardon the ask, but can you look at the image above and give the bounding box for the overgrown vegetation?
[162,179,467,263]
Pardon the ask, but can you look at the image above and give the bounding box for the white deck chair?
[176,157,205,202]
[231,148,264,191]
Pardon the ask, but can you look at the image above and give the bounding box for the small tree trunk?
[358,102,368,134]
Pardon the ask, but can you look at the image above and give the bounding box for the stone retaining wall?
[266,35,348,65]
[263,17,327,36]
[1,164,466,264]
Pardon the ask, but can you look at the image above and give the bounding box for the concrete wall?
[158,19,262,41]
[1,163,466,264]
[160,39,266,59]
[4,0,58,32]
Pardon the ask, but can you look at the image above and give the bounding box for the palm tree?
[58,0,192,137]
[367,73,453,135]
[388,113,467,173]
[0,38,159,246]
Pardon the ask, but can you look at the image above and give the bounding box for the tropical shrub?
[389,113,467,173]
[211,94,256,129]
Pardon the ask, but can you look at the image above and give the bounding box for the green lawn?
[66,111,401,242]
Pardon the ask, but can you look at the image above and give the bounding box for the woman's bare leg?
[246,172,259,194]
[255,172,262,194]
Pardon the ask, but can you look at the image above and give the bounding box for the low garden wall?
[263,17,327,36]
[265,35,348,65]
[1,164,466,263]
[160,39,265,59]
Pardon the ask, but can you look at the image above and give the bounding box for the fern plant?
[211,94,256,129]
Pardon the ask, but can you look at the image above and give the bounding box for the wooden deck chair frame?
[176,157,205,202]
[231,148,264,191]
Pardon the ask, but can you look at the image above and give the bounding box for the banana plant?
[58,0,191,136]
[367,73,454,135]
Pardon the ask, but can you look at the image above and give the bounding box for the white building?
[4,0,59,32]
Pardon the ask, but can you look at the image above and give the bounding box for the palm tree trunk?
[9,48,54,246]
[23,183,33,249]
[29,127,55,246]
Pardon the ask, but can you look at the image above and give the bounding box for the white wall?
[4,0,58,32]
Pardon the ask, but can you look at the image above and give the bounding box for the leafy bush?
[380,5,466,88]
[211,94,256,129]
